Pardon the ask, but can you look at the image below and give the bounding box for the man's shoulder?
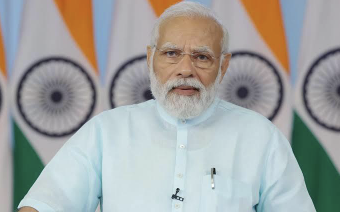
[215,99,287,149]
[217,99,270,120]
[106,99,155,113]
[216,99,275,130]
[92,100,156,122]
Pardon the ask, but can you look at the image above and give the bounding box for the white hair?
[150,1,229,53]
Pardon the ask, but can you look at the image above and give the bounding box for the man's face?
[148,16,230,94]
[147,16,231,119]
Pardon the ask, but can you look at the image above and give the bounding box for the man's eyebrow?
[158,43,215,55]
[192,46,215,56]
[159,42,181,50]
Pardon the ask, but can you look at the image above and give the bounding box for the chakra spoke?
[16,57,96,137]
[110,56,154,108]
[303,48,340,131]
[218,51,284,121]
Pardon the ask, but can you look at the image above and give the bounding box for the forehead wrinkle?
[158,16,224,51]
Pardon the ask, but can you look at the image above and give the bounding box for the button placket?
[171,126,188,212]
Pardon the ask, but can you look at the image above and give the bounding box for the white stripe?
[212,0,292,138]
[0,70,12,212]
[295,0,340,173]
[11,0,101,164]
[105,0,157,109]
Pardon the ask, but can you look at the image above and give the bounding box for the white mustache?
[164,78,206,92]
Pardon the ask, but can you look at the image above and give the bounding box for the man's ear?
[220,53,232,83]
[146,46,153,72]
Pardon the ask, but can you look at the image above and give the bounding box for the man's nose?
[176,54,196,78]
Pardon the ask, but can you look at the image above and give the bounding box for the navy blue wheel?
[16,57,96,137]
[109,55,153,108]
[303,48,340,132]
[218,51,284,121]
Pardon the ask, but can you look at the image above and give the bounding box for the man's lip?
[172,87,199,96]
[173,86,199,90]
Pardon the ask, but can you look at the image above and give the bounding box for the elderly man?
[19,2,315,212]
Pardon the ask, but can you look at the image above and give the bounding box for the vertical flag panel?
[105,0,180,110]
[292,0,340,211]
[0,18,12,212]
[212,0,292,138]
[11,0,100,207]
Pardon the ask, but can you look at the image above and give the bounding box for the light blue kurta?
[19,98,315,212]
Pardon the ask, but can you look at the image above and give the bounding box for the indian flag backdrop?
[0,20,12,212]
[292,0,340,211]
[11,0,100,208]
[212,0,291,138]
[105,0,180,109]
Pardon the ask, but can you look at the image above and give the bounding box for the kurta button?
[177,173,183,178]
[181,119,186,124]
[175,203,181,209]
[179,144,186,149]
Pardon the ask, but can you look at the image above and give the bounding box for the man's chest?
[100,131,264,212]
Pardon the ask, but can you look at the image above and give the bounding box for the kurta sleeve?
[256,128,316,212]
[18,117,102,212]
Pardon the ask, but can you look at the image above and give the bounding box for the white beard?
[149,56,222,120]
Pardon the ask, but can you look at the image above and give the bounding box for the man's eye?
[165,51,179,57]
[196,54,210,61]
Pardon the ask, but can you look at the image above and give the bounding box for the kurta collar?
[156,98,220,127]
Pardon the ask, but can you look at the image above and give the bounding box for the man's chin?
[156,89,215,119]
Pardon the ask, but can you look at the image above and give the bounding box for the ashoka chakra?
[303,48,340,132]
[109,55,153,108]
[218,51,284,120]
[16,57,96,137]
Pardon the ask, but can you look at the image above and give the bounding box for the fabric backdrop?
[0,0,339,211]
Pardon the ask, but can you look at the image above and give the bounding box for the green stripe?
[13,121,44,210]
[292,112,340,212]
